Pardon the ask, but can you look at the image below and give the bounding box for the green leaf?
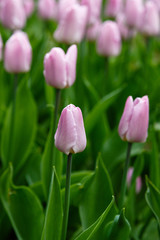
[0,164,44,240]
[79,154,117,229]
[105,209,131,240]
[1,79,37,174]
[75,197,115,240]
[85,87,123,134]
[145,176,160,226]
[41,167,63,240]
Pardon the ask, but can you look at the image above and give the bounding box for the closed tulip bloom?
[97,21,121,57]
[4,31,32,73]
[105,0,123,18]
[81,0,102,25]
[54,4,88,44]
[139,1,160,36]
[1,0,26,30]
[0,34,3,61]
[55,104,87,155]
[38,0,57,20]
[23,0,34,17]
[118,96,149,143]
[125,0,143,29]
[58,0,78,20]
[44,45,77,89]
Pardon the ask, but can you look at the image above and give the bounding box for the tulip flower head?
[139,1,160,36]
[127,167,142,194]
[105,0,123,18]
[55,104,87,155]
[23,0,34,17]
[38,0,57,20]
[125,0,143,29]
[97,20,121,57]
[81,0,102,25]
[44,45,77,89]
[118,96,149,143]
[4,31,32,73]
[54,4,88,44]
[1,0,26,30]
[0,34,3,61]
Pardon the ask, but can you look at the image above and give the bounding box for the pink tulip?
[125,0,143,29]
[81,0,102,25]
[38,0,58,20]
[97,20,121,57]
[118,96,149,143]
[54,4,88,44]
[127,167,142,193]
[86,19,101,41]
[139,1,160,36]
[4,31,32,73]
[151,0,160,11]
[0,34,3,61]
[55,104,87,155]
[1,0,26,30]
[105,0,123,18]
[23,0,34,17]
[58,0,78,20]
[116,13,136,39]
[44,45,77,89]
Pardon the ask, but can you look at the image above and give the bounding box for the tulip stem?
[8,74,18,161]
[119,142,132,209]
[61,153,72,240]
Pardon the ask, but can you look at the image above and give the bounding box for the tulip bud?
[54,4,88,44]
[105,0,123,18]
[118,96,149,143]
[44,45,77,89]
[0,34,3,61]
[38,0,58,20]
[4,31,32,73]
[23,0,34,17]
[139,1,160,36]
[81,0,102,25]
[58,0,78,21]
[55,104,87,155]
[1,0,26,30]
[125,0,143,29]
[96,20,121,57]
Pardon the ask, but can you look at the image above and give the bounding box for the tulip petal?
[65,44,77,87]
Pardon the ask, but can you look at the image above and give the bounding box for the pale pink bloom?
[23,0,34,17]
[151,0,160,11]
[58,0,78,20]
[127,167,142,194]
[44,45,77,89]
[4,31,32,73]
[125,0,144,29]
[118,96,149,143]
[81,0,102,25]
[1,0,26,30]
[116,12,136,39]
[54,4,88,44]
[0,34,3,61]
[139,1,160,36]
[86,19,101,41]
[97,20,121,57]
[105,0,123,18]
[38,0,58,20]
[55,104,87,155]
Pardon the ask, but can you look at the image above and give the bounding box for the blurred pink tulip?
[97,20,121,57]
[81,0,102,25]
[127,167,142,193]
[118,96,149,143]
[125,0,143,29]
[44,45,77,89]
[0,34,3,61]
[38,0,58,20]
[54,4,88,44]
[23,0,34,17]
[4,31,32,73]
[58,0,78,20]
[55,104,87,155]
[116,13,136,39]
[105,0,123,18]
[86,19,101,41]
[139,1,160,36]
[1,0,26,30]
[151,0,160,11]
